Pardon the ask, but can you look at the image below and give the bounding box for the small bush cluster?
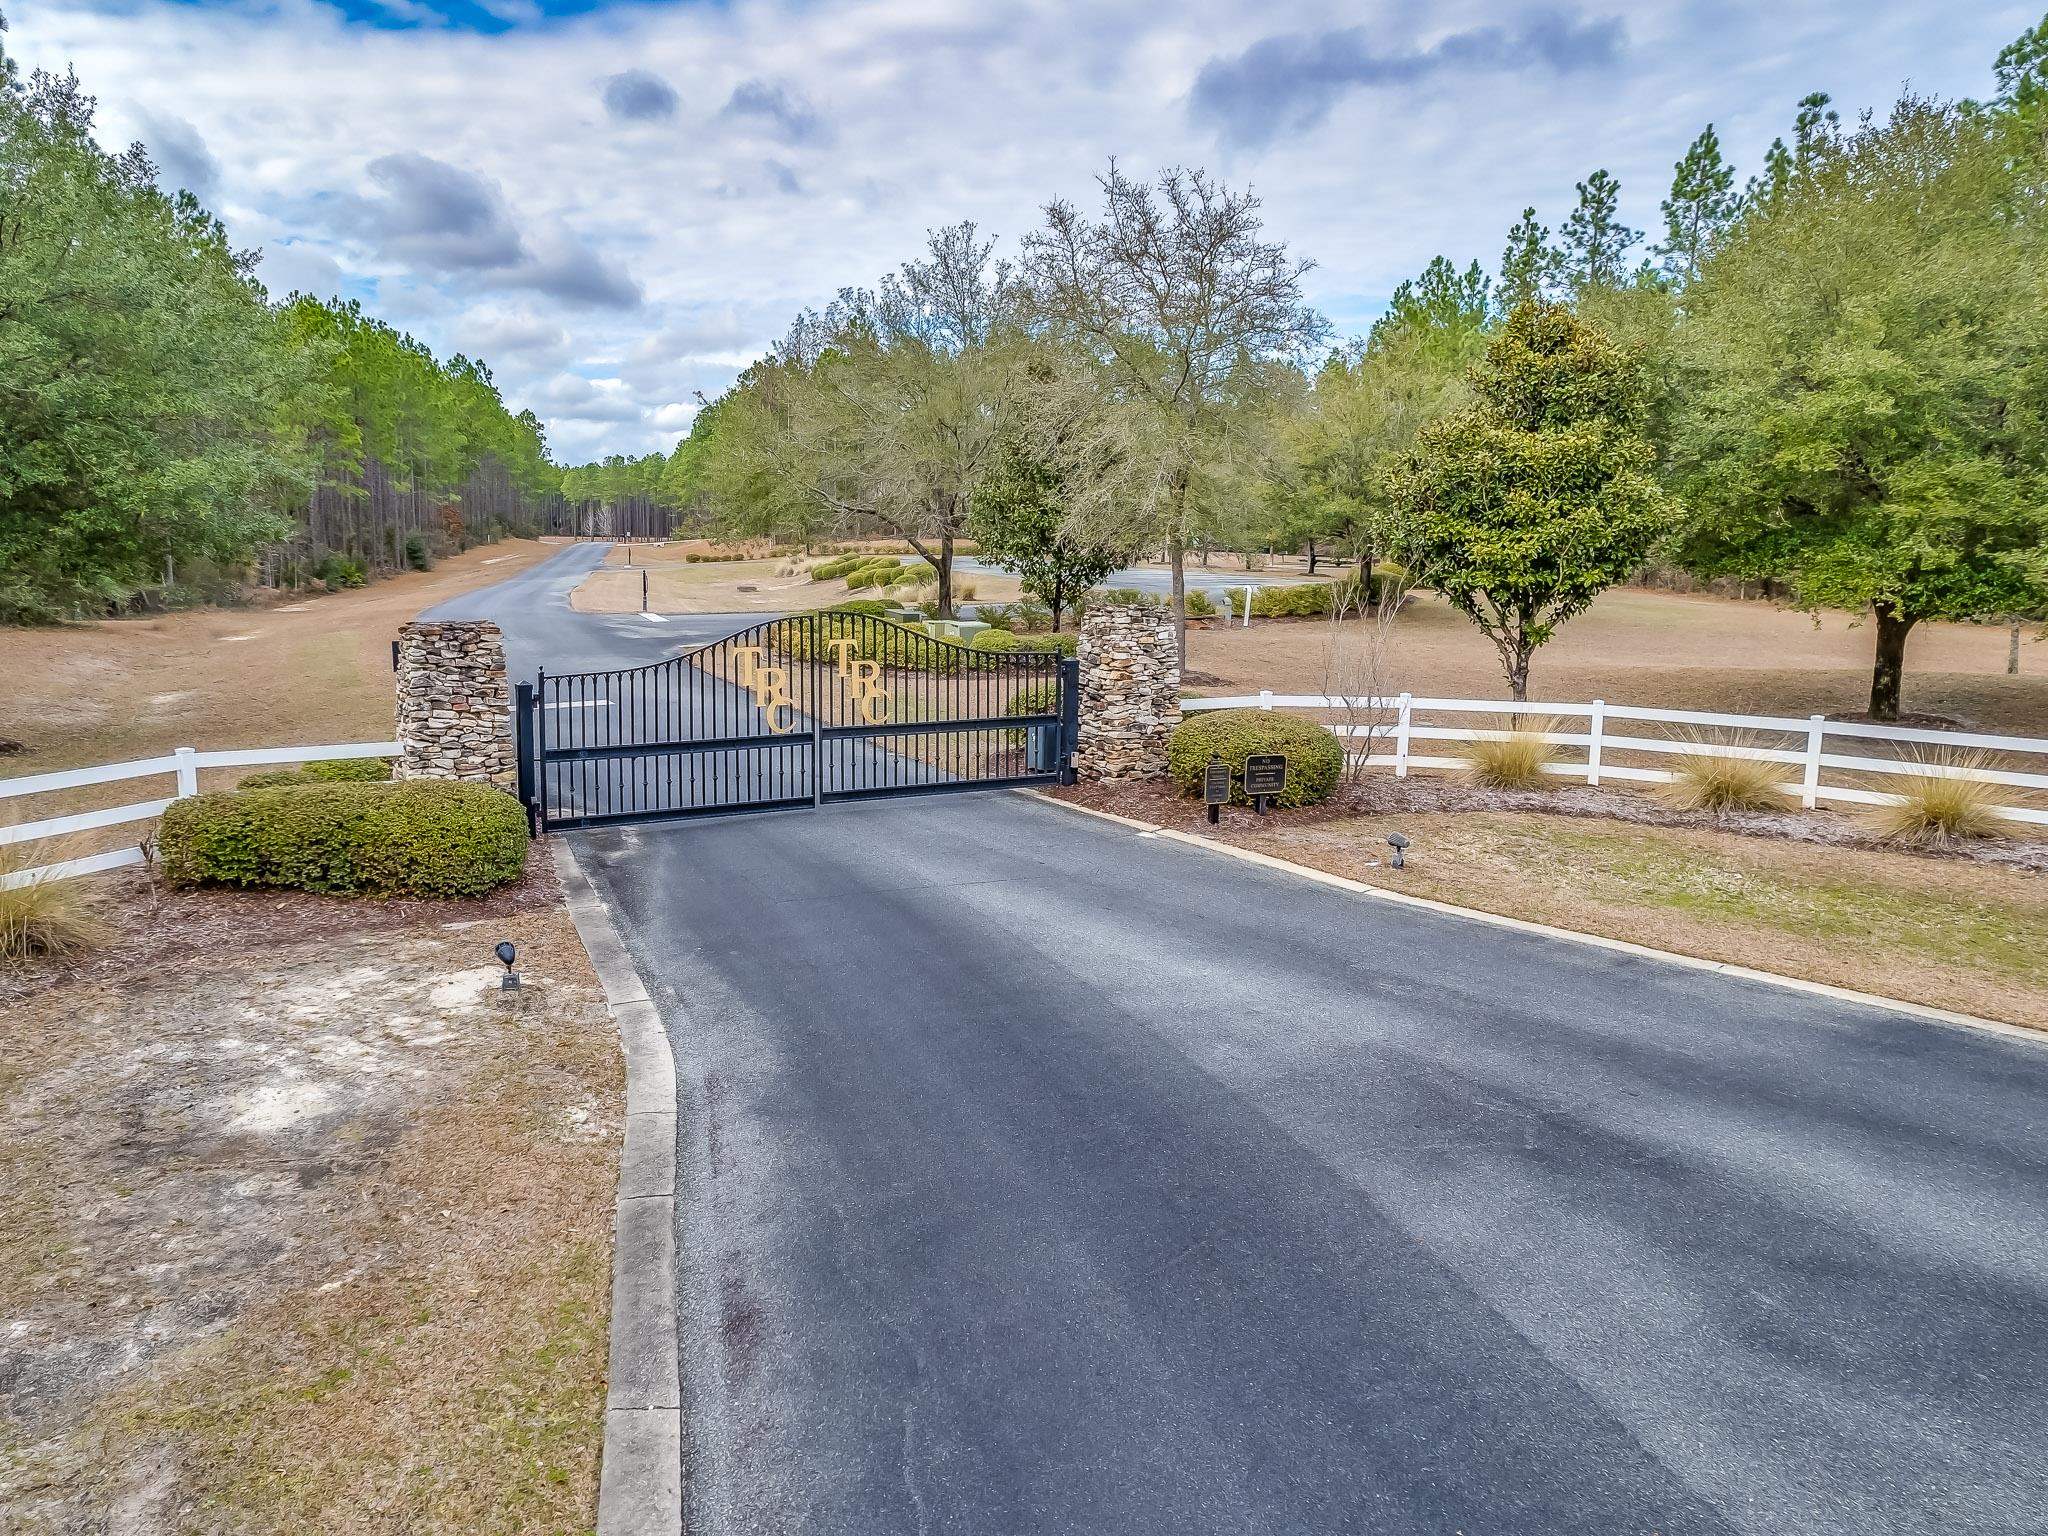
[972,600,1055,633]
[403,532,434,572]
[970,628,1076,658]
[1166,710,1344,809]
[1183,589,1218,617]
[315,553,368,590]
[238,757,394,790]
[1085,587,1164,609]
[159,781,529,898]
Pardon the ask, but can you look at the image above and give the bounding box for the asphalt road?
[571,794,2048,1536]
[444,541,2048,1533]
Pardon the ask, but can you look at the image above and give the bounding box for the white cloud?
[13,0,2030,459]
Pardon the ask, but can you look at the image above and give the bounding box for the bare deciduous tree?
[1022,164,1327,665]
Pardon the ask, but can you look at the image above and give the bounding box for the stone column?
[394,620,516,787]
[1076,603,1181,782]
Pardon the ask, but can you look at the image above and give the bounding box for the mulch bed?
[1047,776,2048,874]
[1,843,565,1007]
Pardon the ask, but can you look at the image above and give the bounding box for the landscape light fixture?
[495,939,520,990]
[1386,832,1410,869]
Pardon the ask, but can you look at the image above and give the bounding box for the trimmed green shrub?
[403,532,434,571]
[1167,710,1344,809]
[1086,587,1164,609]
[238,757,394,789]
[159,781,529,898]
[1183,589,1218,617]
[827,598,893,617]
[971,628,1076,658]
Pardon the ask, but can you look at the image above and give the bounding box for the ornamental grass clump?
[1654,733,1790,814]
[0,842,109,964]
[1865,753,2004,846]
[1460,720,1560,790]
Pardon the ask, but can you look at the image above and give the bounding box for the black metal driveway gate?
[518,612,1078,831]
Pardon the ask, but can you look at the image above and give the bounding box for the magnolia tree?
[1392,304,1666,702]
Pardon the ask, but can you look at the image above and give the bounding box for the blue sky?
[10,0,2039,461]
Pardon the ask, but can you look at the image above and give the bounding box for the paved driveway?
[572,792,2048,1535]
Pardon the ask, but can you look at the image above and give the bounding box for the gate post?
[393,620,517,788]
[513,680,539,833]
[1057,656,1080,785]
[1074,604,1180,782]
[810,612,826,807]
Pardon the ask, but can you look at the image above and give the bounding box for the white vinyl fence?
[1,741,401,889]
[1182,693,2048,828]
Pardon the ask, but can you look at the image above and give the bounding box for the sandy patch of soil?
[0,852,621,1533]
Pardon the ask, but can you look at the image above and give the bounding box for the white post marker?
[1587,699,1606,786]
[174,745,199,799]
[1802,714,1826,809]
[1242,585,1255,629]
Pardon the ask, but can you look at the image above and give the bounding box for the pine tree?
[1497,207,1559,312]
[1657,124,1737,283]
[1559,170,1639,292]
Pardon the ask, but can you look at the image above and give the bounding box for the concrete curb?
[552,839,683,1535]
[1022,789,2044,1049]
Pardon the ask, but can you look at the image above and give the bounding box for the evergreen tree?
[1657,125,1737,283]
[1497,207,1559,312]
[1559,170,1640,292]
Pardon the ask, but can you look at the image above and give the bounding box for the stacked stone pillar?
[394,620,516,787]
[1075,604,1181,781]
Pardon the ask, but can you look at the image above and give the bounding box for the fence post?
[1802,714,1826,809]
[1259,688,1273,712]
[1395,693,1412,779]
[1587,700,1605,786]
[174,746,198,799]
[1056,655,1081,785]
[1242,586,1254,629]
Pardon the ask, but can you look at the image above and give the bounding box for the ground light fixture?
[1386,832,1410,869]
[495,939,520,990]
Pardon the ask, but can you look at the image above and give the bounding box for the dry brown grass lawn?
[1051,781,2048,1030]
[0,538,562,776]
[0,858,620,1533]
[1186,587,2048,737]
[571,550,1022,616]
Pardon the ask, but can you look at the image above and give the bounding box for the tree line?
[617,16,2048,719]
[0,11,577,622]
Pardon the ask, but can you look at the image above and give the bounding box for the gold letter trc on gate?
[750,663,794,733]
[731,645,764,691]
[846,659,888,724]
[825,637,863,677]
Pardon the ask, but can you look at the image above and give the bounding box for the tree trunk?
[1306,539,1316,575]
[1168,533,1188,672]
[1869,604,1916,721]
[938,532,955,619]
[2011,618,2022,676]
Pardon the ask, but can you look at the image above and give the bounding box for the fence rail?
[1182,693,2048,828]
[2,742,400,888]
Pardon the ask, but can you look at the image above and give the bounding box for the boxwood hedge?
[159,781,529,898]
[968,628,1077,658]
[1166,710,1343,809]
[237,757,393,789]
